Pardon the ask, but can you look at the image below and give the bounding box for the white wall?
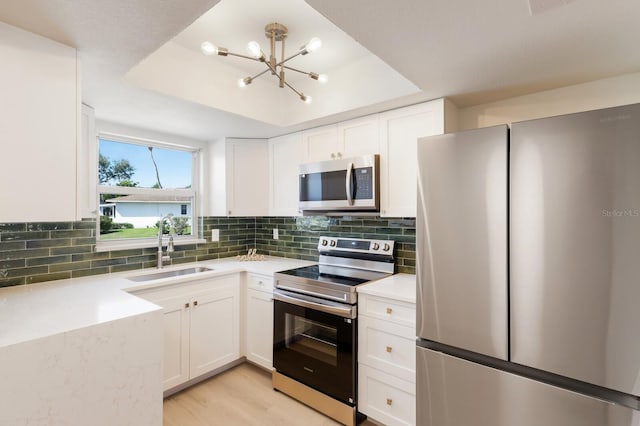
[0,21,78,222]
[458,72,640,130]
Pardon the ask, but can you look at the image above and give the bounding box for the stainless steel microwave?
[298,154,380,213]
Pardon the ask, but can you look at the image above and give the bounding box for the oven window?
[285,313,338,366]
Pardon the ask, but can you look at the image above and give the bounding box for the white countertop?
[357,273,416,304]
[0,256,314,349]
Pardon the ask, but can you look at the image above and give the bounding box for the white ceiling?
[306,0,640,106]
[126,0,419,127]
[0,0,639,141]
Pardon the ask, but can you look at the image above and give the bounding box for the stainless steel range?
[272,236,395,426]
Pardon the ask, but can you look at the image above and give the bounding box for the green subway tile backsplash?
[254,216,416,273]
[0,215,416,288]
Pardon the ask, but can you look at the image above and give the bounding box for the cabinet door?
[359,364,416,426]
[245,288,274,370]
[189,282,240,378]
[226,139,269,216]
[269,133,306,216]
[302,124,338,162]
[379,100,445,217]
[338,115,380,157]
[143,293,190,391]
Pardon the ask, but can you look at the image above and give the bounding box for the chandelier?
[201,22,327,103]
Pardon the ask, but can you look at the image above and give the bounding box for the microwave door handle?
[345,162,354,206]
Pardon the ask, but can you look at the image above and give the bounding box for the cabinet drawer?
[359,315,416,382]
[359,293,416,327]
[246,273,274,292]
[358,364,416,426]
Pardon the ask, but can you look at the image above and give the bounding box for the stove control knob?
[372,242,380,250]
[330,240,337,247]
[321,239,328,246]
[383,243,391,252]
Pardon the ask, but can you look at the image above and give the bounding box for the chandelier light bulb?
[238,77,252,88]
[201,41,218,56]
[309,72,328,83]
[301,94,312,104]
[246,41,262,58]
[305,37,322,53]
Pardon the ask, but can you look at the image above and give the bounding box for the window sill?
[96,237,207,252]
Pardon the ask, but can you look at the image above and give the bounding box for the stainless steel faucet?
[157,213,175,268]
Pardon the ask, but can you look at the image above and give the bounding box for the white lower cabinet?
[359,364,416,426]
[358,293,416,426]
[244,273,274,370]
[134,274,241,391]
[189,285,240,378]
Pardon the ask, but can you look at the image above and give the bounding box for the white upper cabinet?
[225,139,269,216]
[0,22,79,222]
[337,115,381,157]
[269,132,306,216]
[302,124,339,162]
[222,98,454,219]
[302,116,381,163]
[379,99,446,217]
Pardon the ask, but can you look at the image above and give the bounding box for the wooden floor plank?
[163,363,376,426]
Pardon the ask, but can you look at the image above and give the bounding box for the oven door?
[273,290,357,405]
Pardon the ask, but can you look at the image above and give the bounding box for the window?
[97,134,200,249]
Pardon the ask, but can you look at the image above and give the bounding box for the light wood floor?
[163,363,377,426]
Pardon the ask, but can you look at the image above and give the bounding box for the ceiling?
[0,0,639,141]
[125,0,419,127]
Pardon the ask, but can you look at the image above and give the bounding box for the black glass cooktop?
[277,265,370,287]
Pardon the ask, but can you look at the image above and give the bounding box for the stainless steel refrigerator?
[416,104,640,426]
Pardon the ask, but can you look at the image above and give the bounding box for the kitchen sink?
[127,266,214,282]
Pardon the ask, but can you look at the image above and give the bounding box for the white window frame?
[95,132,205,252]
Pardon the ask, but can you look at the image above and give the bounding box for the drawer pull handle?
[386,307,393,314]
[185,302,190,308]
[386,346,393,353]
[386,398,393,406]
[194,300,198,306]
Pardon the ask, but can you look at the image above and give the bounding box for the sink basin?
[127,266,214,282]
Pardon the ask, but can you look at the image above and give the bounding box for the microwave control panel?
[354,167,373,199]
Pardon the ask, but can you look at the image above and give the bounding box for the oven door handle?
[273,290,356,319]
[276,283,348,303]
